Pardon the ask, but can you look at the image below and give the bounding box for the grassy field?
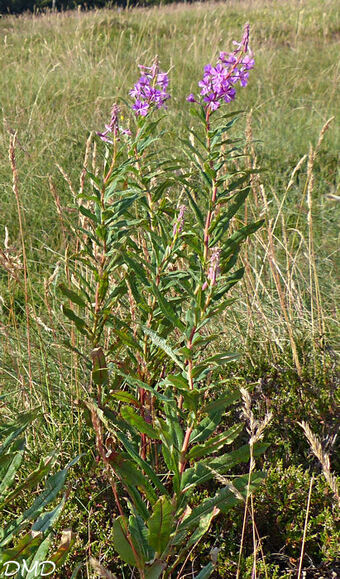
[0,1,339,577]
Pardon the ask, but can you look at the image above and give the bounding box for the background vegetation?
[0,0,339,576]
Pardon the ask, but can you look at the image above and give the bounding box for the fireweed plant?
[60,25,267,578]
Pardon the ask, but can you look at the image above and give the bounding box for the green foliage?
[256,461,340,564]
[57,74,269,576]
[0,410,76,577]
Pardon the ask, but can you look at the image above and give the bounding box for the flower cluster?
[129,63,170,117]
[187,23,254,112]
[172,204,186,237]
[202,247,221,290]
[97,104,131,144]
[207,247,221,285]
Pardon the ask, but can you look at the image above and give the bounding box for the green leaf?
[32,499,65,533]
[78,204,100,224]
[110,390,140,407]
[188,424,243,460]
[61,304,90,336]
[222,220,264,259]
[112,516,138,567]
[142,327,185,371]
[151,283,185,332]
[23,464,74,521]
[59,283,87,308]
[112,455,157,506]
[184,188,204,226]
[113,329,143,353]
[114,431,169,498]
[194,562,214,579]
[187,507,219,549]
[26,535,52,577]
[0,533,43,563]
[203,352,240,366]
[120,406,159,439]
[111,194,139,218]
[0,457,53,510]
[91,347,109,386]
[181,444,268,492]
[147,496,173,555]
[178,484,240,533]
[163,374,189,390]
[116,371,172,403]
[202,391,240,416]
[0,411,38,456]
[122,254,150,286]
[129,514,154,563]
[0,448,24,497]
[213,268,244,300]
[145,560,167,579]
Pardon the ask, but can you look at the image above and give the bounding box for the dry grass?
[299,420,340,508]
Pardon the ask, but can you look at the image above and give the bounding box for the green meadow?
[0,1,339,577]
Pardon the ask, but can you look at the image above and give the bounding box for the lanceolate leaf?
[1,457,79,546]
[120,406,159,439]
[179,472,265,533]
[184,188,204,226]
[147,496,174,555]
[0,458,53,510]
[110,390,140,407]
[114,431,169,498]
[116,371,172,403]
[61,305,90,336]
[26,536,52,578]
[0,411,38,456]
[112,516,138,567]
[144,560,167,579]
[181,443,267,492]
[187,507,220,548]
[59,283,87,308]
[91,347,109,386]
[188,424,243,460]
[0,533,43,564]
[194,562,215,579]
[222,219,264,258]
[129,514,154,563]
[151,283,185,332]
[32,500,65,533]
[202,391,240,416]
[142,327,185,371]
[0,449,24,497]
[112,455,157,506]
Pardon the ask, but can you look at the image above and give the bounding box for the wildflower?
[187,23,254,112]
[97,104,131,143]
[172,204,186,237]
[130,62,170,117]
[186,93,196,103]
[207,247,221,286]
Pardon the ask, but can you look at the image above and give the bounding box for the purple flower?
[242,54,255,70]
[97,104,130,144]
[207,247,221,286]
[130,62,170,117]
[203,94,220,111]
[132,100,150,117]
[172,204,186,237]
[187,23,254,112]
[186,93,196,103]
